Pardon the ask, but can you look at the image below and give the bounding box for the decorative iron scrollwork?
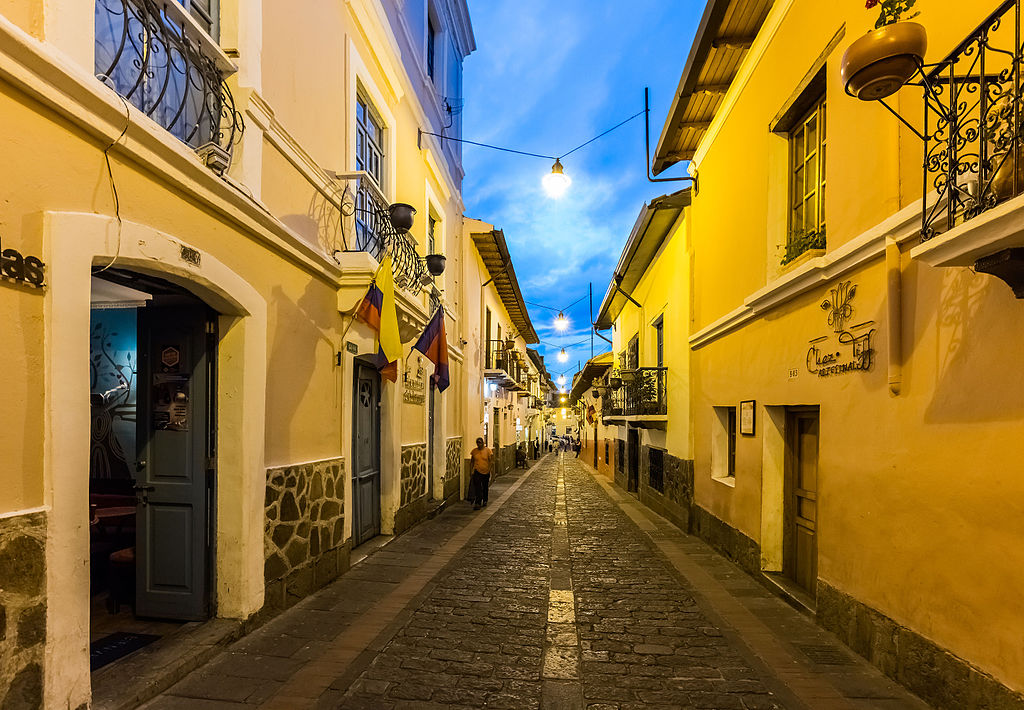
[352,181,428,294]
[921,0,1023,239]
[94,0,243,162]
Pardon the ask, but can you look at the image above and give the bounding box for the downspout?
[886,240,902,396]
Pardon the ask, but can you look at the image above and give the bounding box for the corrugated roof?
[568,352,613,406]
[652,0,773,175]
[595,190,690,330]
[471,229,539,344]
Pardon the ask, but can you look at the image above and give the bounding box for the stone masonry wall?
[264,457,347,610]
[0,510,46,710]
[399,444,427,507]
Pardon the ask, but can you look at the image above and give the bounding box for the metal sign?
[0,236,45,289]
[805,281,875,377]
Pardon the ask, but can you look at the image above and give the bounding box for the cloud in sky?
[463,0,704,375]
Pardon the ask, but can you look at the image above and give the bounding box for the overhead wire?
[92,93,133,275]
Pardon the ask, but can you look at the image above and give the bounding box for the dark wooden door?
[627,428,639,492]
[352,362,381,546]
[428,385,436,499]
[785,408,819,595]
[492,407,501,476]
[135,306,213,620]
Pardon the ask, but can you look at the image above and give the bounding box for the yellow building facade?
[0,0,478,706]
[600,0,1024,706]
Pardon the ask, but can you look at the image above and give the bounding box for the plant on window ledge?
[866,0,919,30]
[781,230,826,265]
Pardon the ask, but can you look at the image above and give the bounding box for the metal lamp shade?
[388,203,416,233]
[425,254,446,276]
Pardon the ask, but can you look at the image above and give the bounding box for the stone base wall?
[443,437,462,502]
[817,581,1024,710]
[638,447,694,532]
[0,510,46,710]
[264,458,348,611]
[689,505,761,576]
[395,443,428,536]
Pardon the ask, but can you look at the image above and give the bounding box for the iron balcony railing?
[485,341,526,388]
[95,0,243,164]
[353,180,428,293]
[921,0,1024,238]
[602,368,668,417]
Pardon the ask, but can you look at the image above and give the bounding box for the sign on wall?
[805,281,875,377]
[0,236,46,288]
[403,361,426,404]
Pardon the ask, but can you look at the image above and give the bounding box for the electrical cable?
[556,110,645,160]
[93,93,132,275]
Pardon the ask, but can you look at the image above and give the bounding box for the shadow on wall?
[280,182,349,256]
[924,267,1024,423]
[265,282,339,461]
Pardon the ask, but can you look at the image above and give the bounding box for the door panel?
[627,428,639,492]
[785,409,819,595]
[352,363,381,546]
[136,306,211,620]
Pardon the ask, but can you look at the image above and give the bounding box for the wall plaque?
[806,281,876,377]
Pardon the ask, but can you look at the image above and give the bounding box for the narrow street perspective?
[3,0,1024,709]
[140,454,927,710]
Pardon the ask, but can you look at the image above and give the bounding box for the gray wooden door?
[135,306,213,621]
[785,408,819,595]
[352,362,381,546]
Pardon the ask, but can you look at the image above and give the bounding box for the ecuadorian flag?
[413,307,449,392]
[355,256,402,382]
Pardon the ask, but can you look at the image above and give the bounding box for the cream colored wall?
[686,0,1024,691]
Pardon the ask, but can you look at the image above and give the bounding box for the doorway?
[784,407,819,596]
[428,384,436,500]
[627,428,639,492]
[88,271,216,669]
[352,361,382,546]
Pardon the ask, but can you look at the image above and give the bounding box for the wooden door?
[135,305,213,620]
[785,408,819,595]
[627,428,639,492]
[428,384,436,499]
[352,362,381,546]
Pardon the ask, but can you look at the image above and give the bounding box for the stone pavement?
[140,454,931,710]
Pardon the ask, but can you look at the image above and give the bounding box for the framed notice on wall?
[739,400,756,436]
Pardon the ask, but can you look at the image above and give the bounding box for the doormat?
[90,632,161,671]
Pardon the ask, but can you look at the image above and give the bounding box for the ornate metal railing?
[94,0,243,163]
[921,0,1023,238]
[353,180,428,293]
[485,341,527,385]
[602,368,668,417]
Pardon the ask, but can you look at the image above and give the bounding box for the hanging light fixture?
[557,348,569,363]
[542,158,571,198]
[557,374,566,386]
[553,311,569,331]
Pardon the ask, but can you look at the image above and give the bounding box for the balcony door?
[785,407,819,596]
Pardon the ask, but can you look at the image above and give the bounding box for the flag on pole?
[412,307,449,392]
[355,255,402,382]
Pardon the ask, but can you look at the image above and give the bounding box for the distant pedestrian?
[468,437,492,510]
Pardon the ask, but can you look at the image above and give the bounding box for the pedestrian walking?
[468,436,492,510]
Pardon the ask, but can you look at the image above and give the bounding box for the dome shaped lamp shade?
[543,159,571,198]
[388,203,416,233]
[425,254,446,276]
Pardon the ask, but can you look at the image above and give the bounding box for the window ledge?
[910,192,1024,267]
[711,475,736,488]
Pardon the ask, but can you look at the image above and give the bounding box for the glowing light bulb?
[554,312,569,332]
[557,374,566,386]
[557,348,568,363]
[542,159,571,198]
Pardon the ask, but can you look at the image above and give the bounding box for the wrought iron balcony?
[352,180,429,293]
[921,0,1024,239]
[94,0,243,169]
[484,341,525,391]
[602,368,668,418]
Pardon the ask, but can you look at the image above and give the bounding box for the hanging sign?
[0,236,45,288]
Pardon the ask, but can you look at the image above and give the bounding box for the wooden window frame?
[788,95,827,247]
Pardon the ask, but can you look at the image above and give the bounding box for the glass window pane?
[807,114,817,150]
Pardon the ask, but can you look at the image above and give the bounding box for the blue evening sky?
[462,1,705,383]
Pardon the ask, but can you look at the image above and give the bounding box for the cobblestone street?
[142,455,930,710]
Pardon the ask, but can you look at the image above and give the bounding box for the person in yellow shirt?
[468,437,492,510]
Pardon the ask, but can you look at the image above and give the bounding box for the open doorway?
[88,271,217,671]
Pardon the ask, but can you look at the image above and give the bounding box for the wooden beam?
[693,84,731,95]
[711,35,755,50]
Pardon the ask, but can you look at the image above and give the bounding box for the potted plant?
[608,376,622,390]
[504,337,515,351]
[841,0,927,101]
[985,94,1024,201]
[425,253,446,276]
[781,230,827,266]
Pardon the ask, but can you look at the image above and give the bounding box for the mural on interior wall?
[89,309,137,479]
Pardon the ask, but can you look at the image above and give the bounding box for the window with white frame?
[426,14,438,82]
[712,406,737,480]
[356,95,385,189]
[427,214,438,255]
[179,0,218,37]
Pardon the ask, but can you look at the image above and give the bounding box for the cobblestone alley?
[140,455,930,710]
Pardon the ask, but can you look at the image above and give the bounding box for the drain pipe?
[886,239,902,396]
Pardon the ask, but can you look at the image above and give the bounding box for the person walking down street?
[468,437,492,510]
